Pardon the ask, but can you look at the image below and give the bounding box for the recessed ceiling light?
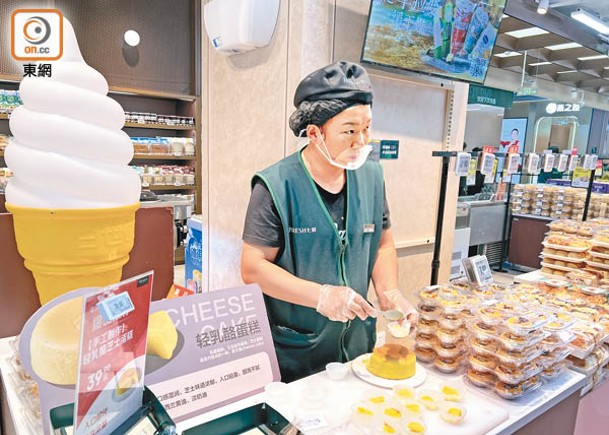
[502,14,509,19]
[537,0,549,15]
[545,42,582,51]
[578,54,609,61]
[505,27,549,38]
[571,9,609,35]
[556,70,578,74]
[529,61,552,66]
[495,51,523,58]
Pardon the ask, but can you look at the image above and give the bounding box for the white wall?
[464,111,504,151]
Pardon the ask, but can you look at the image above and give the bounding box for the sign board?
[468,84,514,108]
[379,140,399,160]
[455,152,471,177]
[75,273,153,435]
[19,284,280,434]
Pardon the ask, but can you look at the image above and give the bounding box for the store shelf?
[124,122,195,131]
[132,154,196,161]
[0,114,8,120]
[144,185,196,191]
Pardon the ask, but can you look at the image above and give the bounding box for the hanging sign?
[379,140,399,160]
[525,153,540,175]
[479,152,496,176]
[455,152,471,177]
[542,153,556,173]
[557,154,569,173]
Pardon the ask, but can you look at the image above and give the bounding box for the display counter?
[0,335,587,435]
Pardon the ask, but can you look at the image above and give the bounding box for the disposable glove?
[383,288,419,326]
[316,285,377,322]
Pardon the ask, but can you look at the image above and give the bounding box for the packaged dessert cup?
[466,369,496,388]
[416,389,442,410]
[392,384,415,402]
[439,402,467,425]
[439,382,464,402]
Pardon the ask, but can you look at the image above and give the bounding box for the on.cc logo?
[23,16,51,45]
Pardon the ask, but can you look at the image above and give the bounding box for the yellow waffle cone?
[6,203,139,304]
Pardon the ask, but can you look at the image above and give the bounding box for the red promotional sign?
[74,272,153,435]
[508,144,519,154]
[483,146,495,154]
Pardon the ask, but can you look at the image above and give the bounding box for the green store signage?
[468,85,514,109]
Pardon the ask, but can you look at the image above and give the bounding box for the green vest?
[254,150,384,382]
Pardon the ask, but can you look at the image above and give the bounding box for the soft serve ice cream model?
[5,18,141,304]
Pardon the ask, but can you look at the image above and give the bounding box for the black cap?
[293,61,373,107]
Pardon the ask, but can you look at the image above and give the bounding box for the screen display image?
[362,0,506,84]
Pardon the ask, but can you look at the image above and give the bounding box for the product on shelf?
[132,164,196,187]
[131,136,195,157]
[0,133,9,150]
[125,111,194,127]
[365,343,416,380]
[0,167,12,190]
[0,89,22,114]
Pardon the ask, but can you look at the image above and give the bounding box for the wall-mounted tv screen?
[362,0,506,84]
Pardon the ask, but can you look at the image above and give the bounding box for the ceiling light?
[124,30,140,47]
[556,70,578,74]
[495,51,523,58]
[571,9,609,35]
[529,61,552,66]
[545,42,582,50]
[537,0,549,15]
[578,54,609,61]
[505,27,549,38]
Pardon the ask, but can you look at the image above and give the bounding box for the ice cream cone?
[6,202,139,304]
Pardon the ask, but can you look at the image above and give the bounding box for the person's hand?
[383,289,418,327]
[316,285,377,322]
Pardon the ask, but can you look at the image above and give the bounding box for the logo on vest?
[289,226,317,234]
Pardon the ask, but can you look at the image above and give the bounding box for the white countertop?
[176,360,586,435]
[0,336,587,435]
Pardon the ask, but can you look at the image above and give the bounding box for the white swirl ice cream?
[5,18,141,208]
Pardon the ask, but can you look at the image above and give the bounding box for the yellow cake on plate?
[366,344,416,380]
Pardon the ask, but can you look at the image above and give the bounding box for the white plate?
[542,242,589,253]
[351,353,427,389]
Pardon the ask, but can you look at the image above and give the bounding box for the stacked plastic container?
[540,221,592,278]
[510,184,588,220]
[586,230,609,279]
[414,286,475,375]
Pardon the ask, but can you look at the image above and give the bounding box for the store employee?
[241,61,416,382]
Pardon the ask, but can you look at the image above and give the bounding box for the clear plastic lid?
[476,306,508,326]
[471,321,498,341]
[496,346,544,366]
[416,318,438,335]
[418,304,442,321]
[415,332,438,349]
[468,353,497,373]
[438,314,465,330]
[498,330,548,352]
[494,376,542,400]
[469,336,498,356]
[436,327,464,345]
[434,356,462,374]
[543,312,576,331]
[542,360,570,380]
[434,341,465,359]
[414,345,437,363]
[495,361,543,384]
[439,299,468,315]
[504,311,551,335]
[466,369,496,388]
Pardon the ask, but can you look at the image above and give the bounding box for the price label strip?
[97,292,135,322]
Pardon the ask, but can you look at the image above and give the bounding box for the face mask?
[315,133,373,171]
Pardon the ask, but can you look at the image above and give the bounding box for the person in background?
[240,61,417,382]
[466,147,486,196]
[538,146,564,184]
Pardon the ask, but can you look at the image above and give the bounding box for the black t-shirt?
[243,178,391,250]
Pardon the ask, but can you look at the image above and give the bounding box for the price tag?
[582,154,594,170]
[506,153,520,175]
[543,153,556,173]
[525,153,540,174]
[569,155,580,172]
[466,158,477,186]
[295,415,329,432]
[480,152,495,176]
[97,292,135,321]
[557,154,568,172]
[455,152,471,177]
[591,155,599,170]
[462,255,493,287]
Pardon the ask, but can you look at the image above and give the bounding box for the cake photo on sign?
[365,344,416,380]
